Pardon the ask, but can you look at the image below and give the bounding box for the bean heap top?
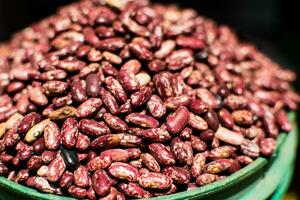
[0,0,299,199]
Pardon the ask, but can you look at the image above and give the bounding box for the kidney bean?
[103,113,128,132]
[236,155,254,166]
[68,185,87,199]
[33,138,46,155]
[100,88,120,115]
[163,167,191,185]
[275,110,292,132]
[4,128,20,148]
[41,151,57,164]
[140,127,171,143]
[76,98,102,118]
[154,72,173,98]
[44,121,60,151]
[108,162,140,182]
[87,186,96,200]
[138,172,172,190]
[232,110,253,126]
[215,127,244,146]
[166,106,190,134]
[87,155,112,172]
[189,99,209,115]
[176,36,205,49]
[28,86,48,106]
[218,108,234,129]
[92,169,112,197]
[117,70,140,92]
[263,111,279,138]
[191,153,207,178]
[52,94,73,108]
[119,100,132,115]
[27,156,42,171]
[241,139,260,158]
[59,171,74,189]
[105,76,127,103]
[34,177,61,194]
[165,95,191,110]
[17,112,41,135]
[118,182,153,198]
[101,149,130,162]
[47,154,66,182]
[203,159,232,174]
[209,146,236,160]
[61,118,78,149]
[75,133,90,151]
[85,73,101,97]
[149,143,175,166]
[90,134,120,150]
[147,95,166,119]
[125,113,159,128]
[126,148,142,160]
[204,109,220,132]
[71,80,88,103]
[196,173,219,186]
[130,86,152,107]
[135,72,151,87]
[191,136,207,152]
[224,95,248,110]
[189,113,208,131]
[260,138,276,157]
[141,153,161,173]
[79,119,110,137]
[42,81,68,96]
[74,166,90,188]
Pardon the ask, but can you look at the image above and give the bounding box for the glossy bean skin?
[166,106,190,134]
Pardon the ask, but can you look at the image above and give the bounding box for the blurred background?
[0,0,299,199]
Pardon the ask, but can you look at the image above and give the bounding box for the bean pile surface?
[0,0,299,199]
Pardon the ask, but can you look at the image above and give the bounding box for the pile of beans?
[0,0,299,199]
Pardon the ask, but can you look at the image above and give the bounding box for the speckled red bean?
[118,182,153,198]
[74,166,90,188]
[71,80,87,103]
[44,121,60,151]
[162,166,191,184]
[103,113,128,132]
[92,169,112,197]
[17,112,41,135]
[147,95,166,119]
[86,73,101,97]
[126,113,159,128]
[79,119,111,137]
[108,162,140,182]
[106,77,128,103]
[101,149,130,162]
[117,70,140,92]
[141,153,161,173]
[61,118,79,149]
[76,98,102,118]
[130,86,152,107]
[149,143,175,166]
[138,172,173,190]
[100,88,120,115]
[196,173,219,186]
[166,106,190,134]
[260,138,276,157]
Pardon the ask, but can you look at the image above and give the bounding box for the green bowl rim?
[0,112,296,200]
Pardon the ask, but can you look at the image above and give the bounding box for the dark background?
[0,0,299,198]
